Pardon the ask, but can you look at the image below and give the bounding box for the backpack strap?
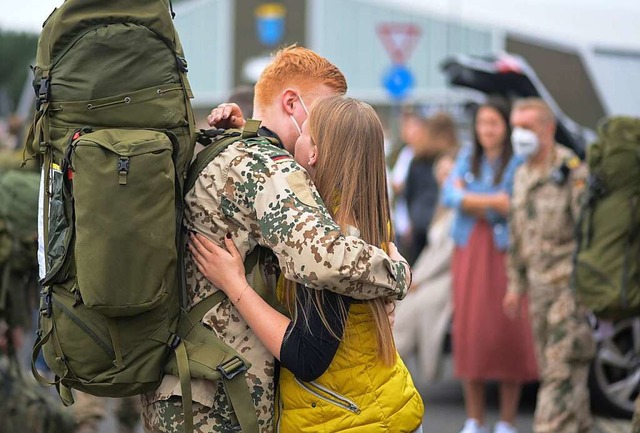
[170,289,258,433]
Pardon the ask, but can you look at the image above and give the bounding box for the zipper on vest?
[294,377,361,414]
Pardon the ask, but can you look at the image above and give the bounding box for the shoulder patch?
[286,170,319,208]
[566,157,581,170]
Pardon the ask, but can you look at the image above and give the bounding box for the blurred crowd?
[390,96,601,433]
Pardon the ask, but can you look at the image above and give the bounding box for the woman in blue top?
[442,98,538,433]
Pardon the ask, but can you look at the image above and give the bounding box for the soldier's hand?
[388,241,412,290]
[207,103,246,129]
[503,291,522,319]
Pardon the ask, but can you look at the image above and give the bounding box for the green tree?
[0,30,38,113]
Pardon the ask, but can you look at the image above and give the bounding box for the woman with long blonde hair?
[190,96,424,432]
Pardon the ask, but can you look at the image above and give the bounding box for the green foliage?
[0,30,38,110]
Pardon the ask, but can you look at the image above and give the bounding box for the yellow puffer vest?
[275,302,424,432]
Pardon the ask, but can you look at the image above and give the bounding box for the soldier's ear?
[308,145,318,167]
[281,89,298,115]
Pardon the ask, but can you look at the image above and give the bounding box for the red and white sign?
[377,23,421,64]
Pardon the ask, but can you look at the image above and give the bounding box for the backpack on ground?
[572,116,640,320]
[24,2,264,432]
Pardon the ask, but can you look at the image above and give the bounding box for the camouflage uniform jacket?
[508,144,587,294]
[145,137,409,431]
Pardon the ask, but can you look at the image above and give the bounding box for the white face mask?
[290,93,310,136]
[511,127,540,159]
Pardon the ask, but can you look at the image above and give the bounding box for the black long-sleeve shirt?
[279,285,351,382]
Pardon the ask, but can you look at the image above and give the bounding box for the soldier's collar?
[257,126,284,149]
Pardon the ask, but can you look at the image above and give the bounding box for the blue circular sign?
[383,65,414,100]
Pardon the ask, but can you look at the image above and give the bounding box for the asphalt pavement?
[93,353,633,433]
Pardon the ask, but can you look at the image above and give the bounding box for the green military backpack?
[25,2,263,432]
[573,117,640,320]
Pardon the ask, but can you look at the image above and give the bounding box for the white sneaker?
[493,420,518,433]
[459,418,489,433]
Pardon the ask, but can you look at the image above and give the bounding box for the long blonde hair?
[284,96,396,366]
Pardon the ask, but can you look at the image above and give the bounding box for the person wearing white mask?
[503,98,594,433]
[143,45,413,433]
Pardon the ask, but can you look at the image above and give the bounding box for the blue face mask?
[290,93,310,136]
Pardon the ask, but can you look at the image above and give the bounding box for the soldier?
[503,98,595,433]
[142,45,411,432]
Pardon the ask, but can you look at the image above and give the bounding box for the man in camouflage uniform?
[142,46,410,433]
[503,98,595,433]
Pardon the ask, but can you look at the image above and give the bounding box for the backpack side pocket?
[69,129,177,316]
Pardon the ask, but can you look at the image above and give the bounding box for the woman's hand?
[503,291,522,319]
[189,233,247,299]
[207,103,246,129]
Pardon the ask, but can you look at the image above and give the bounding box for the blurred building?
[170,0,639,128]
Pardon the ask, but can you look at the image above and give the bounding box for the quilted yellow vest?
[275,302,424,432]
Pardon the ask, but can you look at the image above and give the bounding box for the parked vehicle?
[441,53,595,158]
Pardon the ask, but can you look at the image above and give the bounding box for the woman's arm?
[189,233,290,359]
[190,234,346,380]
[460,191,510,218]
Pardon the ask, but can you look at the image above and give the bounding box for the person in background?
[394,150,457,382]
[191,96,424,432]
[503,97,594,433]
[442,98,538,433]
[404,111,457,264]
[389,107,420,256]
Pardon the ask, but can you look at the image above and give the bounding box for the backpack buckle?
[168,333,181,349]
[37,77,50,107]
[176,56,188,73]
[40,290,52,318]
[217,355,248,380]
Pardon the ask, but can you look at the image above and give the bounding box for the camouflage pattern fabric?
[143,139,409,432]
[528,287,594,433]
[508,144,595,433]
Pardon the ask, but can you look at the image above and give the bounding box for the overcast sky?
[2,0,639,50]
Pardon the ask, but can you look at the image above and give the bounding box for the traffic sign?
[377,23,421,64]
[383,64,415,100]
